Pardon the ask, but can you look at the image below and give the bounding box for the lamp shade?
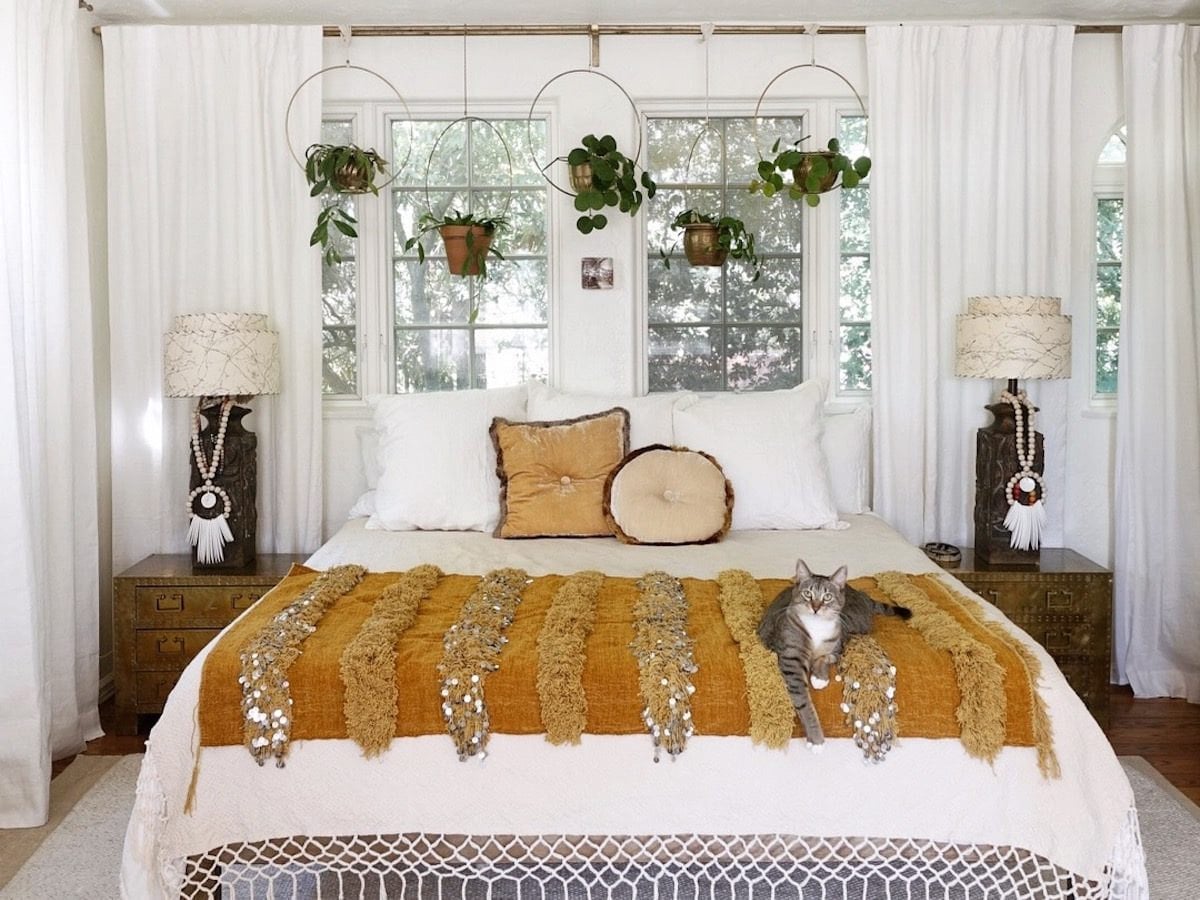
[955,296,1071,380]
[164,312,280,397]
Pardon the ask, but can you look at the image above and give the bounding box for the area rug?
[0,755,1195,898]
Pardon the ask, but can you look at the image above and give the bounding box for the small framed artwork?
[581,257,614,290]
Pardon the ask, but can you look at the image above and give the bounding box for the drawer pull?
[156,636,185,655]
[984,589,1001,606]
[1045,629,1071,650]
[1045,590,1074,609]
[155,592,184,612]
[231,593,255,610]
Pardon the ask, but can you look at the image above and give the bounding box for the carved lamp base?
[189,402,258,571]
[973,397,1044,567]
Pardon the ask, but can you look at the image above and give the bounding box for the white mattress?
[121,516,1147,898]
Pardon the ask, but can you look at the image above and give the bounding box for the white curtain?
[104,25,323,573]
[0,1,102,826]
[1114,25,1200,702]
[866,25,1074,547]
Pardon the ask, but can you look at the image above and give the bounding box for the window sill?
[1081,403,1116,420]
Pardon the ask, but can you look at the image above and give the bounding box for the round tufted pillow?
[603,445,733,545]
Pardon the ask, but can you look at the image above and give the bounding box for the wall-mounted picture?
[581,257,614,290]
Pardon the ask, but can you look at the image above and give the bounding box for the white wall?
[318,30,1126,573]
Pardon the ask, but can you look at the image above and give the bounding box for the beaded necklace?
[187,398,235,564]
[1000,389,1046,551]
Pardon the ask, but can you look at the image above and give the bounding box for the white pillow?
[672,380,842,531]
[821,405,872,514]
[371,385,527,531]
[356,425,382,490]
[526,381,692,449]
[347,489,377,519]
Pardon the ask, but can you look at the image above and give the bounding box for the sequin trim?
[238,564,366,767]
[437,568,530,761]
[836,636,899,762]
[631,572,698,761]
[714,570,794,749]
[341,565,443,758]
[537,571,605,745]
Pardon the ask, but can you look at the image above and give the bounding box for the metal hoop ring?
[525,68,644,198]
[751,62,868,164]
[284,63,414,191]
[681,120,727,211]
[422,116,514,219]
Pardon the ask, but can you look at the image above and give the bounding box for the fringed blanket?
[199,566,1058,776]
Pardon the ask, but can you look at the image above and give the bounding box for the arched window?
[1093,125,1125,397]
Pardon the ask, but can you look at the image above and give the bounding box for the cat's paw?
[805,740,825,754]
[810,675,829,690]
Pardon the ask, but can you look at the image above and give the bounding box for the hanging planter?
[747,62,872,208]
[406,210,509,282]
[660,209,761,281]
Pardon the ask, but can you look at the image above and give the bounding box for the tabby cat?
[758,559,912,746]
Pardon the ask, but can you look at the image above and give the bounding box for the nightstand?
[951,548,1112,729]
[113,553,307,735]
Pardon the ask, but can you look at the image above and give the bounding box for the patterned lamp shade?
[164,312,280,398]
[954,296,1072,380]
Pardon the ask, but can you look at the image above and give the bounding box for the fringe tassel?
[187,513,232,564]
[1004,499,1046,550]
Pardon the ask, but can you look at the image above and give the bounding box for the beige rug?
[0,754,1196,898]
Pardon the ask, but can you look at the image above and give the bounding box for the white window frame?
[1091,125,1126,407]
[635,97,869,405]
[321,100,559,414]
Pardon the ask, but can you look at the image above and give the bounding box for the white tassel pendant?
[188,512,234,564]
[1004,473,1046,551]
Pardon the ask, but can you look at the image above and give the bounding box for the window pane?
[472,328,549,389]
[394,189,470,256]
[649,326,723,392]
[648,187,722,252]
[648,258,723,324]
[473,119,546,187]
[649,119,717,184]
[1096,198,1124,262]
[395,328,471,393]
[1094,194,1124,395]
[394,261,472,325]
[1098,127,1127,164]
[724,187,804,254]
[476,259,548,324]
[396,120,468,186]
[471,189,546,255]
[839,324,873,392]
[726,326,805,391]
[320,118,357,395]
[1096,264,1121,328]
[725,117,805,184]
[840,255,871,322]
[1096,329,1119,394]
[726,261,802,322]
[837,114,872,393]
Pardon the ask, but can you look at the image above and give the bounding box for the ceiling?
[89,0,1200,26]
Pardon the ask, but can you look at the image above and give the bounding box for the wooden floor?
[59,686,1200,806]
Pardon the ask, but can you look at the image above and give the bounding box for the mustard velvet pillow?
[490,408,630,538]
[603,445,733,545]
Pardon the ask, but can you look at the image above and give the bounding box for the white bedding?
[121,515,1147,898]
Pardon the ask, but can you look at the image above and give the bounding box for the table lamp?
[955,296,1071,564]
[164,313,280,569]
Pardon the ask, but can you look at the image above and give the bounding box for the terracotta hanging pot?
[682,223,728,267]
[569,161,594,193]
[439,225,494,276]
[792,151,840,194]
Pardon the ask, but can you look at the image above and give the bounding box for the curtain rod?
[318,23,1124,37]
[92,22,1127,37]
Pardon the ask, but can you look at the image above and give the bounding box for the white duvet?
[120,515,1147,898]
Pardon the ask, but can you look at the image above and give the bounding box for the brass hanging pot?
[682,223,727,267]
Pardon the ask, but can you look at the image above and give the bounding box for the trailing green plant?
[567,134,657,234]
[305,143,388,266]
[749,136,871,208]
[659,209,762,282]
[403,210,509,320]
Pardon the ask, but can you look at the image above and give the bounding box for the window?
[320,118,358,395]
[837,114,871,393]
[391,118,550,392]
[1094,127,1125,397]
[646,116,806,391]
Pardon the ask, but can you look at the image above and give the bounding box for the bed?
[119,382,1147,899]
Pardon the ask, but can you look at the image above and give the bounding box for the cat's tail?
[879,601,913,620]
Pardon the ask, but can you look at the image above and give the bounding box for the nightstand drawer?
[135,585,263,626]
[135,670,184,710]
[134,628,222,669]
[970,582,1089,614]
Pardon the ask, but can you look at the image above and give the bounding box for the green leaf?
[574,193,592,212]
[842,170,860,189]
[805,173,823,192]
[588,190,607,211]
[599,134,617,154]
[789,186,803,200]
[603,189,619,206]
[777,150,803,169]
[592,213,608,230]
[310,182,326,197]
[771,137,782,153]
[810,156,830,177]
[577,216,594,234]
[640,171,656,190]
[582,134,601,151]
[333,219,357,237]
[805,193,821,208]
[591,160,614,184]
[854,156,872,176]
[763,183,777,198]
[567,147,589,165]
[827,138,841,152]
[757,160,775,180]
[619,196,631,213]
[646,182,656,199]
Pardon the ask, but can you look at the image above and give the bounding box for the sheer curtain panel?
[1114,25,1200,702]
[866,25,1074,547]
[103,25,323,573]
[0,1,102,826]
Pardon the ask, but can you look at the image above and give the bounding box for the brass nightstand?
[113,553,306,735]
[951,548,1112,729]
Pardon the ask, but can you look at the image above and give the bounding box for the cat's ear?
[831,565,848,588]
[795,558,812,582]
